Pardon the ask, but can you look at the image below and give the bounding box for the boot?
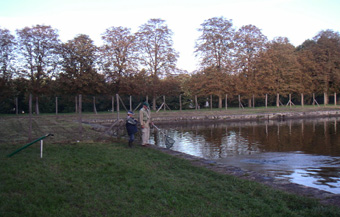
[128,141,133,148]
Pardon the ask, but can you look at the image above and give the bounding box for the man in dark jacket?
[126,111,138,147]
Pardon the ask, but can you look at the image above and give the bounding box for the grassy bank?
[1,142,340,216]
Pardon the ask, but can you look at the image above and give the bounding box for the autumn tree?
[16,25,61,114]
[307,30,340,104]
[201,67,231,108]
[135,18,179,110]
[234,25,267,107]
[296,39,317,103]
[58,34,104,95]
[256,37,304,106]
[100,26,138,94]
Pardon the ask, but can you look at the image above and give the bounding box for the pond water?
[151,117,340,194]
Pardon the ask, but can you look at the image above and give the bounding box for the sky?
[1,0,339,72]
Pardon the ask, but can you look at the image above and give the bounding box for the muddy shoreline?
[150,109,340,124]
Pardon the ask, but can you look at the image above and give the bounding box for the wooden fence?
[3,92,339,115]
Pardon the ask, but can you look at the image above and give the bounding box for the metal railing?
[7,134,54,158]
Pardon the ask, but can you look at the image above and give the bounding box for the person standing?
[139,102,151,146]
[126,111,138,148]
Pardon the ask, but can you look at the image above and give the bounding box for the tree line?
[1,17,340,113]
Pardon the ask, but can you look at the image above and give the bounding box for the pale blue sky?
[1,0,339,72]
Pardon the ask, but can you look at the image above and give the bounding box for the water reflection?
[152,117,340,194]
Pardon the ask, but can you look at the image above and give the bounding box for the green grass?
[1,142,340,217]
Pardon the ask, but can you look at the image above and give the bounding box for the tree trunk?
[248,98,252,108]
[301,93,304,107]
[276,93,280,107]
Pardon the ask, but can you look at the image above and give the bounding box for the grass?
[1,142,340,217]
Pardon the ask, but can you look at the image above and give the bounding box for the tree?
[195,17,235,71]
[234,24,267,107]
[296,40,317,98]
[194,17,236,108]
[0,28,16,99]
[58,34,104,95]
[135,18,179,110]
[16,25,61,95]
[311,30,340,104]
[100,26,138,94]
[256,37,304,105]
[16,25,61,114]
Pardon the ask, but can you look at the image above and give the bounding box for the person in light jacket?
[139,102,151,146]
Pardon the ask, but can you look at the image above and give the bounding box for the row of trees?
[1,17,340,113]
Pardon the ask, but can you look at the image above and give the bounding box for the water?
[152,117,340,194]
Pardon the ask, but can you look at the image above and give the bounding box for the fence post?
[195,95,198,110]
[56,97,58,115]
[112,96,114,113]
[78,94,83,140]
[93,96,97,114]
[335,93,337,106]
[130,95,132,111]
[163,95,166,111]
[75,96,78,113]
[253,94,255,108]
[15,97,18,115]
[29,94,32,141]
[116,94,119,120]
[179,94,182,111]
[35,96,39,115]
